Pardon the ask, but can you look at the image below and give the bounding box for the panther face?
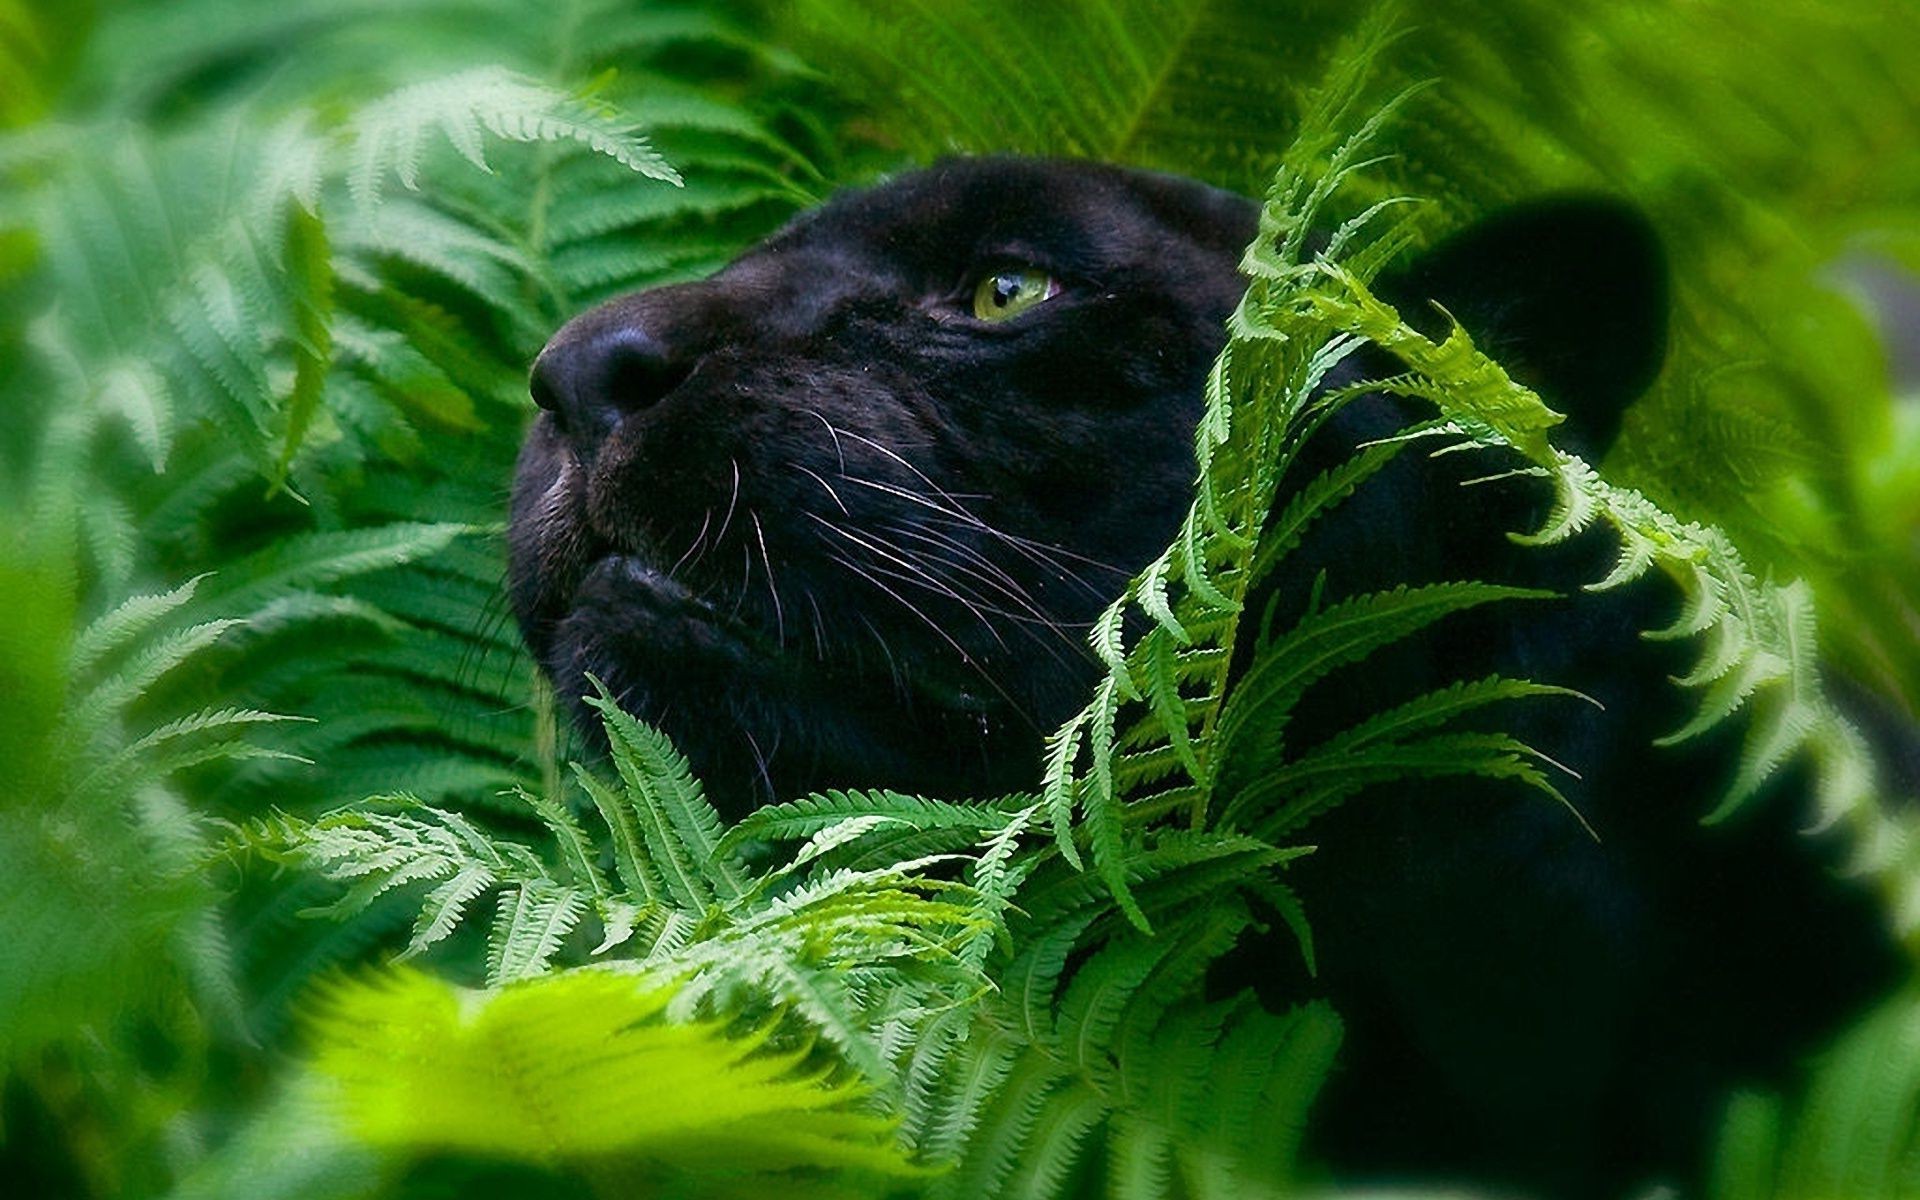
[508,158,1255,812]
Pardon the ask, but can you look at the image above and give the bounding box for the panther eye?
[971,268,1060,322]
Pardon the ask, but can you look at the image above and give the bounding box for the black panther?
[508,158,1902,1197]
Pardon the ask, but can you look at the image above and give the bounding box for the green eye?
[971,268,1059,321]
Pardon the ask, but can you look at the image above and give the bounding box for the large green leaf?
[309,966,923,1178]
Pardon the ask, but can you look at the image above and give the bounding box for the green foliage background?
[0,1,1916,1198]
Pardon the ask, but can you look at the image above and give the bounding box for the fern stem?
[1103,0,1212,165]
[533,669,562,810]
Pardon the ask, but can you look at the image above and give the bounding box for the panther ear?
[1377,196,1669,458]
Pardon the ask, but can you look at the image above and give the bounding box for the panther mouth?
[580,554,698,612]
[570,553,766,660]
[563,551,998,718]
[550,542,1022,810]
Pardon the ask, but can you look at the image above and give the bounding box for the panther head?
[508,158,1255,813]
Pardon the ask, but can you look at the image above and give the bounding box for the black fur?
[509,157,1900,1198]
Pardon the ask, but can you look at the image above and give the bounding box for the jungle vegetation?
[0,2,1917,1198]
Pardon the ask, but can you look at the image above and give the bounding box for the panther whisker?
[834,472,977,522]
[809,514,1010,649]
[860,568,1073,688]
[917,516,1109,599]
[739,723,777,805]
[669,506,714,579]
[452,578,527,728]
[829,426,969,507]
[879,519,1087,647]
[712,457,742,549]
[731,541,754,623]
[751,511,787,647]
[852,611,903,692]
[882,519,1048,608]
[793,463,850,515]
[917,511,1126,590]
[802,408,849,473]
[804,587,828,661]
[827,462,1127,592]
[812,474,1104,639]
[822,430,998,508]
[815,514,1062,641]
[820,547,986,663]
[823,546,1042,731]
[850,552,1034,636]
[937,515,1130,577]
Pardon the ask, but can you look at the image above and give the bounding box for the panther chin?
[544,547,1034,809]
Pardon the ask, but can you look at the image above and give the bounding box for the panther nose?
[529,325,693,441]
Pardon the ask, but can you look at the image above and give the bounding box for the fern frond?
[1321,674,1591,755]
[273,201,334,491]
[400,863,496,961]
[936,1052,1074,1198]
[1214,581,1552,790]
[511,786,609,899]
[586,677,744,907]
[73,707,307,806]
[185,522,474,620]
[997,1076,1106,1200]
[65,617,244,737]
[1030,54,1464,925]
[333,197,538,314]
[728,788,1035,848]
[784,0,1406,197]
[93,356,175,472]
[68,571,210,678]
[309,967,919,1176]
[345,66,680,208]
[486,879,589,983]
[571,761,666,907]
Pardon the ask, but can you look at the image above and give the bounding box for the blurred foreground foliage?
[0,1,1915,1198]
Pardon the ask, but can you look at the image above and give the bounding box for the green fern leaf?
[1108,1109,1177,1200]
[728,788,1033,848]
[1312,674,1589,757]
[309,967,920,1176]
[68,572,209,678]
[1244,730,1578,839]
[570,762,664,906]
[586,677,745,906]
[1706,989,1920,1200]
[1215,581,1553,783]
[65,617,243,737]
[346,67,680,208]
[1041,711,1088,869]
[997,1077,1105,1199]
[73,706,306,804]
[937,1052,1071,1198]
[784,0,1403,196]
[186,522,473,620]
[486,879,587,984]
[272,200,334,491]
[511,786,609,900]
[400,863,497,960]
